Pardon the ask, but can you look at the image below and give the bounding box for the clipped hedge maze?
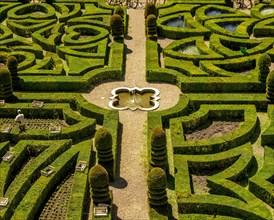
[0,92,119,219]
[146,1,274,219]
[147,94,274,219]
[0,0,125,92]
[147,1,274,93]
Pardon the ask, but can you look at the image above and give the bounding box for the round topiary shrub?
[258,53,271,83]
[150,128,167,168]
[151,128,166,147]
[0,68,13,99]
[147,167,167,206]
[7,56,18,79]
[95,128,113,163]
[114,6,124,19]
[145,2,157,18]
[110,14,124,39]
[266,70,274,101]
[88,164,110,204]
[146,14,157,36]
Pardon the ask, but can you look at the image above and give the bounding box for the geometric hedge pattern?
[0,0,124,91]
[0,0,274,219]
[147,1,274,219]
[148,94,274,219]
[148,2,274,93]
[0,92,119,220]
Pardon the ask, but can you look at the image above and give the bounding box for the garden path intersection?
[83,8,181,220]
[0,0,273,219]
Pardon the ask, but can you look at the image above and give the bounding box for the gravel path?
[83,8,181,220]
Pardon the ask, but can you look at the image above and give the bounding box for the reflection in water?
[260,7,274,16]
[222,23,239,32]
[178,45,201,55]
[165,18,186,28]
[206,10,223,16]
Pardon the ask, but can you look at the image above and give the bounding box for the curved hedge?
[157,12,211,39]
[0,139,72,220]
[251,3,274,19]
[204,17,258,39]
[253,17,274,37]
[171,104,258,154]
[164,36,223,65]
[195,4,250,25]
[209,34,273,58]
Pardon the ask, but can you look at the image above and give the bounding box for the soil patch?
[38,174,74,220]
[192,175,209,194]
[185,121,240,141]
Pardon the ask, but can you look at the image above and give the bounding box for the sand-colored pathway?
[83,8,181,220]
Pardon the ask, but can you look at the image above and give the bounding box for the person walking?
[14,109,25,131]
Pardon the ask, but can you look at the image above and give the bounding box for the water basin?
[260,7,274,16]
[222,23,239,32]
[178,45,201,55]
[165,18,186,28]
[206,10,223,16]
[109,87,160,111]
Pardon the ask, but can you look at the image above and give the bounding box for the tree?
[0,68,13,99]
[88,164,111,204]
[147,167,167,206]
[258,53,271,83]
[150,128,167,169]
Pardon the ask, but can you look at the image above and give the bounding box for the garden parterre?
[146,0,274,219]
[0,0,273,219]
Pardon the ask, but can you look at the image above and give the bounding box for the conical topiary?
[266,70,274,101]
[88,164,110,204]
[110,14,124,39]
[0,68,13,99]
[7,56,18,80]
[147,167,167,206]
[258,53,271,83]
[144,2,157,18]
[95,128,113,163]
[146,14,157,36]
[114,6,124,19]
[150,128,167,168]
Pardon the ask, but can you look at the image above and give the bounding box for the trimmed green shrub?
[266,70,274,101]
[225,0,233,8]
[151,128,166,147]
[258,53,271,83]
[88,164,110,204]
[150,128,167,168]
[110,14,123,39]
[95,128,113,163]
[146,14,157,36]
[0,68,13,99]
[147,167,167,206]
[145,2,157,18]
[7,56,18,77]
[114,6,124,19]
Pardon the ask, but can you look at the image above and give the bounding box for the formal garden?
[0,0,273,219]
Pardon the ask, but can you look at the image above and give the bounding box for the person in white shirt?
[14,109,25,131]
